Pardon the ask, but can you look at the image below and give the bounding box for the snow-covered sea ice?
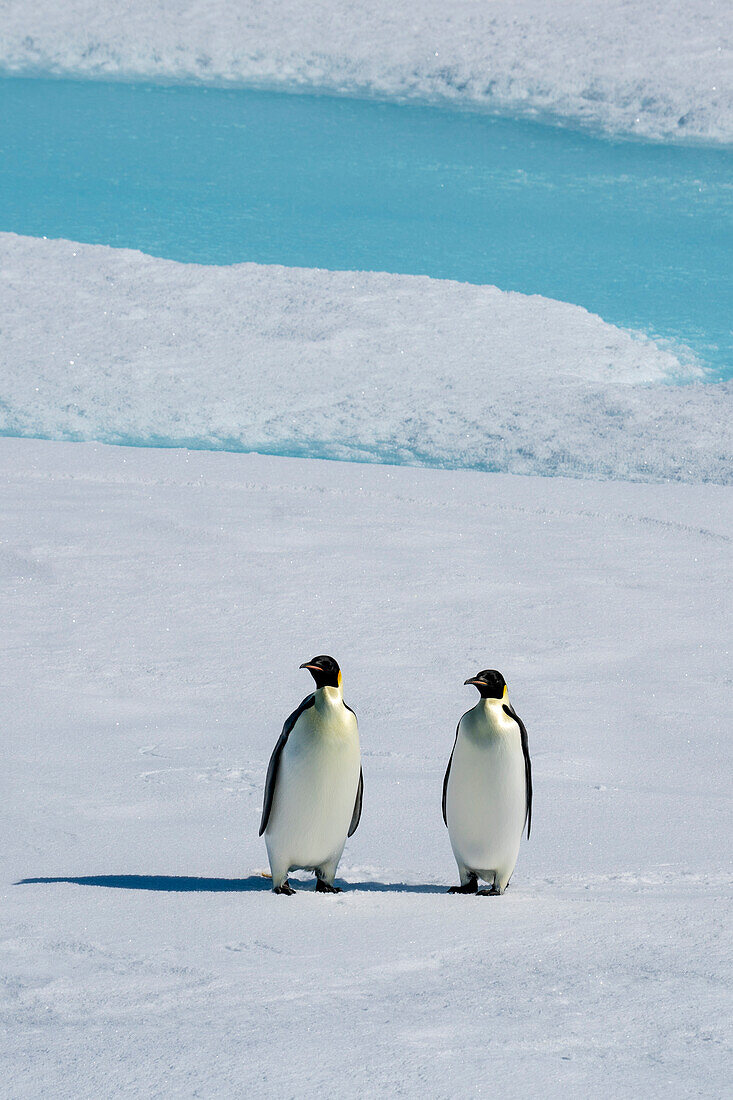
[1,0,731,1091]
[2,233,730,485]
[1,441,730,1095]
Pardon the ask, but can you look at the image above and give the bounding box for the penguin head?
[299,654,341,689]
[464,669,507,699]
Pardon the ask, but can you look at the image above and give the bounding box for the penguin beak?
[300,662,322,673]
[464,677,483,687]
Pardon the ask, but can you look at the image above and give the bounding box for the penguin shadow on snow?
[15,874,272,893]
[15,874,446,895]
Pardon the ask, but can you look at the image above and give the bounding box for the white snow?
[1,3,731,1075]
[2,233,730,485]
[1,0,731,143]
[1,438,730,1095]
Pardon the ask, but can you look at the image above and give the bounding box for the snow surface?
[1,438,731,1096]
[1,1,731,143]
[2,233,730,485]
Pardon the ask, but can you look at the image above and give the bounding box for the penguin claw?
[448,877,479,894]
[273,881,296,895]
[315,880,342,894]
[477,887,502,896]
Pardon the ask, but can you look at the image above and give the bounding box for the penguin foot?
[477,887,502,896]
[273,881,296,895]
[448,875,478,894]
[315,879,342,894]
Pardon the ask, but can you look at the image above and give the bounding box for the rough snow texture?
[1,439,731,1096]
[2,233,730,485]
[0,0,731,143]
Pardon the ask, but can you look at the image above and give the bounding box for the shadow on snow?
[15,874,446,894]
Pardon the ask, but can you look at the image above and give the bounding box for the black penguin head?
[464,669,506,699]
[299,655,341,689]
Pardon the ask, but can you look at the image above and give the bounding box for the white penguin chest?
[446,702,526,871]
[266,694,360,866]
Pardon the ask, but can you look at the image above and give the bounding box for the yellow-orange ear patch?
[503,685,508,696]
[337,669,342,686]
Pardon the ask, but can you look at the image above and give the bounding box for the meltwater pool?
[1,77,731,377]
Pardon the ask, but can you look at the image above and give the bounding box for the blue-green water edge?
[1,77,731,378]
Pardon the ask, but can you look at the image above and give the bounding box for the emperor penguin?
[442,669,532,895]
[259,655,363,895]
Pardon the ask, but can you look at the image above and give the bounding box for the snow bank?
[1,233,729,484]
[1,1,731,143]
[1,439,731,1095]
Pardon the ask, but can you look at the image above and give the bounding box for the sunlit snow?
[3,234,730,484]
[2,441,731,1095]
[1,0,731,142]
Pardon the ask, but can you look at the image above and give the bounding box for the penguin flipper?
[348,767,364,837]
[503,703,532,839]
[442,722,460,827]
[258,693,316,836]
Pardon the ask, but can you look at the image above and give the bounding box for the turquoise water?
[1,77,731,378]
